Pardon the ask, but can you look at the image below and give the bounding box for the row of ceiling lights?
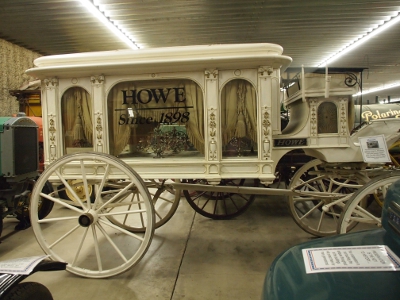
[79,0,400,97]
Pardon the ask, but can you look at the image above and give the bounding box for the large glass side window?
[221,79,257,158]
[107,79,204,158]
[61,87,93,153]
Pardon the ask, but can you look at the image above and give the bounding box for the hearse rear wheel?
[183,178,257,220]
[105,179,180,233]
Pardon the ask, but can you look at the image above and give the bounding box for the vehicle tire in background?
[2,282,53,300]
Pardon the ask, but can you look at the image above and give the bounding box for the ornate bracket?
[344,72,360,88]
[205,69,218,79]
[90,75,105,85]
[43,78,59,90]
[258,66,274,76]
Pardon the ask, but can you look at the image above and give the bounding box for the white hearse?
[25,44,400,278]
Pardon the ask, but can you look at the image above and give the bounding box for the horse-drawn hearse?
[24,43,400,278]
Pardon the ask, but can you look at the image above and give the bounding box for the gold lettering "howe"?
[274,139,307,147]
[362,109,400,122]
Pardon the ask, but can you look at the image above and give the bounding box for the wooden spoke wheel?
[57,179,95,205]
[183,178,257,220]
[104,179,180,233]
[288,159,364,237]
[29,152,155,278]
[389,140,400,167]
[15,179,54,222]
[337,171,400,234]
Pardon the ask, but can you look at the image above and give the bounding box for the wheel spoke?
[297,201,323,220]
[98,219,145,242]
[55,169,88,210]
[348,205,381,224]
[96,222,128,263]
[96,182,136,212]
[39,192,84,213]
[316,210,325,231]
[71,227,89,267]
[49,224,81,249]
[99,209,147,217]
[93,163,111,208]
[80,160,92,207]
[38,215,79,223]
[91,225,103,271]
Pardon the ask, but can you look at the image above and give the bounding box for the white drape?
[61,87,93,147]
[183,81,205,153]
[108,82,133,156]
[221,79,257,146]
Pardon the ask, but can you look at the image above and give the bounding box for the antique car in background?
[262,174,400,300]
[0,114,53,236]
[0,259,66,300]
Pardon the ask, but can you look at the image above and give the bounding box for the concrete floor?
[0,192,312,300]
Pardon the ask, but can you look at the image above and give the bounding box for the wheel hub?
[78,210,98,227]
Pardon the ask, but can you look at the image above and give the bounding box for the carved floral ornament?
[340,99,348,136]
[310,100,318,136]
[208,108,217,160]
[209,111,216,137]
[262,107,271,158]
[48,114,57,161]
[96,112,103,143]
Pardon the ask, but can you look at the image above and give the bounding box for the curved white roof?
[26,43,292,79]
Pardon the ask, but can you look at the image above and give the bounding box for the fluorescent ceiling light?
[353,82,400,97]
[318,12,400,67]
[79,0,139,50]
[379,98,400,104]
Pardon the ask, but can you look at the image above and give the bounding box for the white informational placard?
[302,245,400,274]
[358,135,391,163]
[0,255,48,275]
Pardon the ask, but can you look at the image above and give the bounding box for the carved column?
[258,67,274,159]
[339,97,349,145]
[42,77,59,163]
[91,75,106,153]
[309,99,318,145]
[262,107,271,159]
[208,108,217,160]
[205,70,219,163]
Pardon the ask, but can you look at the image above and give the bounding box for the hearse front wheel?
[29,152,155,278]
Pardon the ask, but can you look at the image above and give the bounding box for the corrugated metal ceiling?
[1,0,400,101]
